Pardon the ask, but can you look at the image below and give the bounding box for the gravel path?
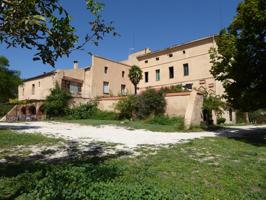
[1,121,265,149]
[0,121,217,148]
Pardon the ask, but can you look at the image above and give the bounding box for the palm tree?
[128,65,143,95]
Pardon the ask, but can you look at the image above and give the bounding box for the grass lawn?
[55,118,204,132]
[0,129,62,149]
[0,136,265,199]
[0,129,63,159]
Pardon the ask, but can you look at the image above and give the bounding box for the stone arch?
[28,105,36,115]
[18,106,27,121]
[37,104,45,120]
[21,106,26,115]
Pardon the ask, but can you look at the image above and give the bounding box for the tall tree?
[0,0,117,66]
[210,0,266,112]
[128,65,143,95]
[0,56,21,102]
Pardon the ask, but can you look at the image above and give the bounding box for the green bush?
[93,110,118,120]
[159,85,186,93]
[115,95,137,119]
[67,102,118,120]
[116,89,166,120]
[0,103,13,117]
[202,91,225,125]
[134,89,166,119]
[249,109,266,124]
[236,111,245,123]
[217,117,226,124]
[11,164,171,200]
[44,83,71,117]
[146,115,184,126]
[67,102,98,119]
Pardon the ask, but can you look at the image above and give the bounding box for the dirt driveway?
[1,121,266,148]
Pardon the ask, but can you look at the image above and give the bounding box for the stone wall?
[4,92,205,128]
[97,92,204,128]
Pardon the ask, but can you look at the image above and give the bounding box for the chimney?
[73,61,78,70]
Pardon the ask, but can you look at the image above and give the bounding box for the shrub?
[67,102,98,119]
[159,85,186,93]
[115,95,137,119]
[116,89,166,120]
[146,115,184,128]
[202,91,225,125]
[134,89,166,119]
[249,109,266,124]
[67,102,118,120]
[14,163,171,200]
[44,83,71,117]
[93,110,118,120]
[0,103,13,117]
[217,117,226,124]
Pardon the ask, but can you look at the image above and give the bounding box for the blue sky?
[0,0,241,79]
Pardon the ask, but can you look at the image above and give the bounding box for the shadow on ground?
[216,126,266,146]
[0,139,132,176]
[0,141,132,200]
[0,124,41,131]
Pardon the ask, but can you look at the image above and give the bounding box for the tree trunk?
[243,112,250,124]
[134,84,137,95]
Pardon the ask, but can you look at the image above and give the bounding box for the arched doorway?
[19,106,26,121]
[28,105,36,115]
[37,105,45,120]
[21,107,26,115]
[28,105,37,120]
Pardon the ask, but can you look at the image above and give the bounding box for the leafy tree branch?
[0,0,118,66]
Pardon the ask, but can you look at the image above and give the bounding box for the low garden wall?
[97,91,204,128]
[164,92,191,117]
[3,91,204,128]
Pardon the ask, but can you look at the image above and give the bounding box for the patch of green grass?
[0,137,265,199]
[0,129,63,149]
[55,118,204,132]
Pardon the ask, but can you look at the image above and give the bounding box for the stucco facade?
[18,56,134,100]
[12,35,235,124]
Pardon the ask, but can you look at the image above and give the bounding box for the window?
[69,83,81,95]
[122,71,125,78]
[169,66,174,79]
[184,83,193,90]
[183,63,189,76]
[62,80,82,95]
[22,88,24,96]
[104,66,108,74]
[145,72,149,83]
[38,81,40,87]
[145,60,148,64]
[169,53,173,57]
[156,57,159,61]
[121,84,126,95]
[32,84,35,95]
[183,50,186,54]
[156,69,160,81]
[103,82,109,94]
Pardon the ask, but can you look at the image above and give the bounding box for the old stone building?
[4,35,236,125]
